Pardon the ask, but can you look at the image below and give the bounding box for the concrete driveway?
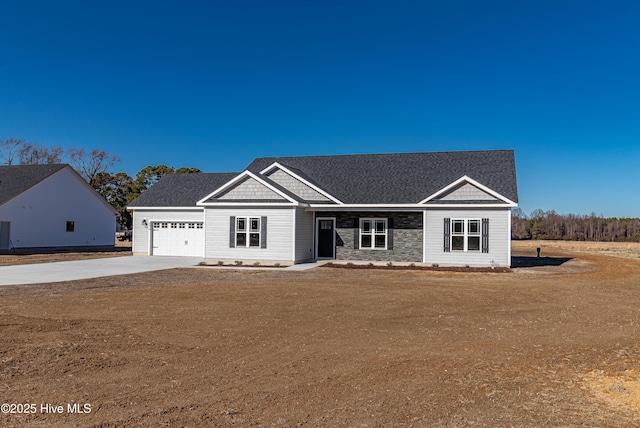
[0,256,204,286]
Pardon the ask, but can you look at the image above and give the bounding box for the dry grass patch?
[513,239,640,259]
[582,369,640,413]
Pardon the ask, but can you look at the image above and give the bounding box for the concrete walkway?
[0,256,204,286]
[285,261,331,271]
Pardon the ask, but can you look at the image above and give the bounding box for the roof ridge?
[252,149,514,162]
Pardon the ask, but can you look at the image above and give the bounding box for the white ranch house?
[128,150,518,267]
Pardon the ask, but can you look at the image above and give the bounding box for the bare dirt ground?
[1,242,640,426]
[0,241,132,266]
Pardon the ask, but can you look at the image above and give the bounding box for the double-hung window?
[450,219,482,252]
[236,217,261,247]
[360,218,387,249]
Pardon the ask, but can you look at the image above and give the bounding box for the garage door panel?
[152,222,203,257]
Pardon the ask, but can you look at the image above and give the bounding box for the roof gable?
[438,182,496,201]
[0,164,117,214]
[198,171,298,205]
[420,175,516,205]
[261,163,340,204]
[0,164,67,206]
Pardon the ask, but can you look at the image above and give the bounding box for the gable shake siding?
[213,177,287,201]
[436,183,498,201]
[265,169,331,202]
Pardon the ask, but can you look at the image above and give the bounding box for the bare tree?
[512,209,640,242]
[18,143,64,165]
[67,147,121,187]
[0,137,27,165]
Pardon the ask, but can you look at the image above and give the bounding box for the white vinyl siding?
[294,208,314,262]
[0,167,115,249]
[424,209,511,267]
[132,209,204,255]
[205,207,294,261]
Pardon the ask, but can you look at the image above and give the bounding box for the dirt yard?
[0,241,132,266]
[1,242,640,426]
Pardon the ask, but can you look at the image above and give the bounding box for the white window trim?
[451,218,482,252]
[236,216,261,248]
[359,218,388,250]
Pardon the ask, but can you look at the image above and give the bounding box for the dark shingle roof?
[0,164,67,206]
[128,150,518,207]
[128,172,240,207]
[246,150,518,204]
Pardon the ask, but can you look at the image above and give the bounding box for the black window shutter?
[444,217,451,252]
[353,218,360,249]
[387,218,393,250]
[229,216,236,248]
[261,216,267,249]
[482,218,489,253]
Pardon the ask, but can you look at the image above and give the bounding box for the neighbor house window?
[360,218,387,249]
[448,218,486,252]
[236,217,261,247]
[66,221,75,232]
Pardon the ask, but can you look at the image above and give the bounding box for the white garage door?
[151,222,204,257]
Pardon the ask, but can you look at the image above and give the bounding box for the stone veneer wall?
[325,212,423,262]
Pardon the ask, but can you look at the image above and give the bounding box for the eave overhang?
[308,203,515,212]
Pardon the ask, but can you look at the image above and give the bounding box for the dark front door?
[0,222,10,250]
[317,219,335,259]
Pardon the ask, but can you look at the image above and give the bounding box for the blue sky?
[1,0,639,217]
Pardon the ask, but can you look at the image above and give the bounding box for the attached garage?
[151,221,204,257]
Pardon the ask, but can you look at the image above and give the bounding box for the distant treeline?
[512,209,640,242]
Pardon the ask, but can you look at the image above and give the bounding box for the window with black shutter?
[231,216,267,248]
[446,218,488,253]
[359,218,388,249]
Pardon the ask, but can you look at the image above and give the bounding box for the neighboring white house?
[0,164,117,251]
[128,150,518,267]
